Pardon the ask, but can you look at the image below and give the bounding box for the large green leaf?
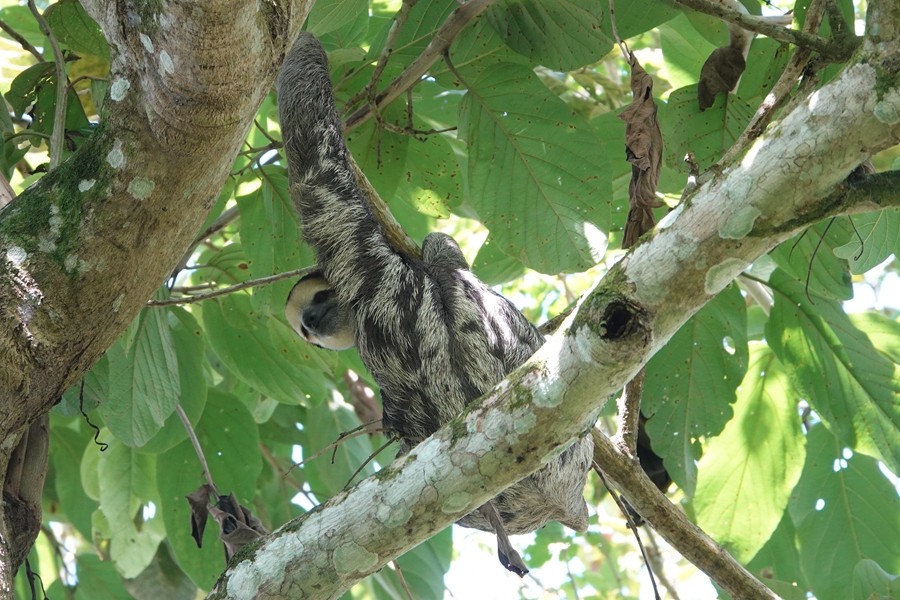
[307,0,369,36]
[123,543,198,600]
[157,439,226,590]
[74,554,132,600]
[643,283,748,494]
[788,425,900,600]
[766,269,900,474]
[195,388,263,504]
[694,343,806,563]
[396,132,463,218]
[736,38,791,105]
[45,0,109,60]
[770,218,853,300]
[234,167,310,314]
[746,510,808,592]
[102,307,181,447]
[848,311,900,365]
[834,208,900,275]
[58,353,108,417]
[51,425,99,540]
[661,84,755,171]
[203,294,329,406]
[485,0,612,71]
[97,439,163,577]
[853,559,900,600]
[659,14,716,89]
[346,100,410,202]
[137,307,208,455]
[298,399,382,498]
[458,62,612,274]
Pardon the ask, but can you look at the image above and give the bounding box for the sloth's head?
[285,272,356,351]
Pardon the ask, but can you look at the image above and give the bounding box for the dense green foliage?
[2,0,898,598]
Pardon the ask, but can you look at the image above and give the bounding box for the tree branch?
[343,0,499,133]
[673,0,859,62]
[207,39,900,599]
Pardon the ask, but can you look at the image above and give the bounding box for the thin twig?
[345,0,418,112]
[343,0,499,132]
[607,0,630,60]
[147,266,318,306]
[176,405,218,494]
[0,18,44,62]
[343,434,398,489]
[647,533,684,600]
[392,560,415,600]
[27,0,66,170]
[591,428,780,599]
[593,462,661,600]
[564,548,581,600]
[673,0,857,62]
[286,421,387,473]
[66,75,107,95]
[718,0,827,165]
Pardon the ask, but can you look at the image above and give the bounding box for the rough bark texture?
[208,9,900,596]
[0,0,313,590]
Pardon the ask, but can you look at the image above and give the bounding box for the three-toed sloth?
[277,32,593,575]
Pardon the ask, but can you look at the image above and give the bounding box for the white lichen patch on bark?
[159,50,175,74]
[106,144,125,169]
[705,258,750,295]
[127,177,155,200]
[375,502,412,528]
[333,542,378,574]
[110,79,130,102]
[875,88,900,124]
[64,254,78,272]
[78,179,96,192]
[113,294,124,311]
[225,560,263,600]
[6,246,26,265]
[139,33,154,53]
[720,205,761,239]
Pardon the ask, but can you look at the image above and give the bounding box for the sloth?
[277,32,593,575]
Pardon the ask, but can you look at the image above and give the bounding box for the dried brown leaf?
[208,492,269,561]
[618,57,665,250]
[185,484,216,548]
[697,46,746,111]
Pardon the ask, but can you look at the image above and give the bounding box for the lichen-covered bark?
[207,7,900,598]
[0,0,312,590]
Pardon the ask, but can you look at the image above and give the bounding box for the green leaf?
[471,236,527,286]
[369,528,452,600]
[203,294,329,405]
[74,553,132,600]
[766,269,900,474]
[346,100,410,202]
[661,84,754,172]
[44,0,109,60]
[234,167,310,313]
[307,0,369,36]
[694,343,806,563]
[834,208,900,274]
[137,308,209,455]
[788,425,900,600]
[659,14,717,89]
[643,283,748,494]
[123,542,198,600]
[103,307,181,447]
[853,559,900,600]
[747,510,808,591]
[485,0,612,71]
[58,353,109,417]
[396,132,462,218]
[298,399,380,498]
[770,218,853,300]
[5,62,55,117]
[196,388,263,503]
[459,62,612,274]
[157,438,226,590]
[737,38,791,104]
[51,425,99,540]
[848,311,900,365]
[604,0,679,39]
